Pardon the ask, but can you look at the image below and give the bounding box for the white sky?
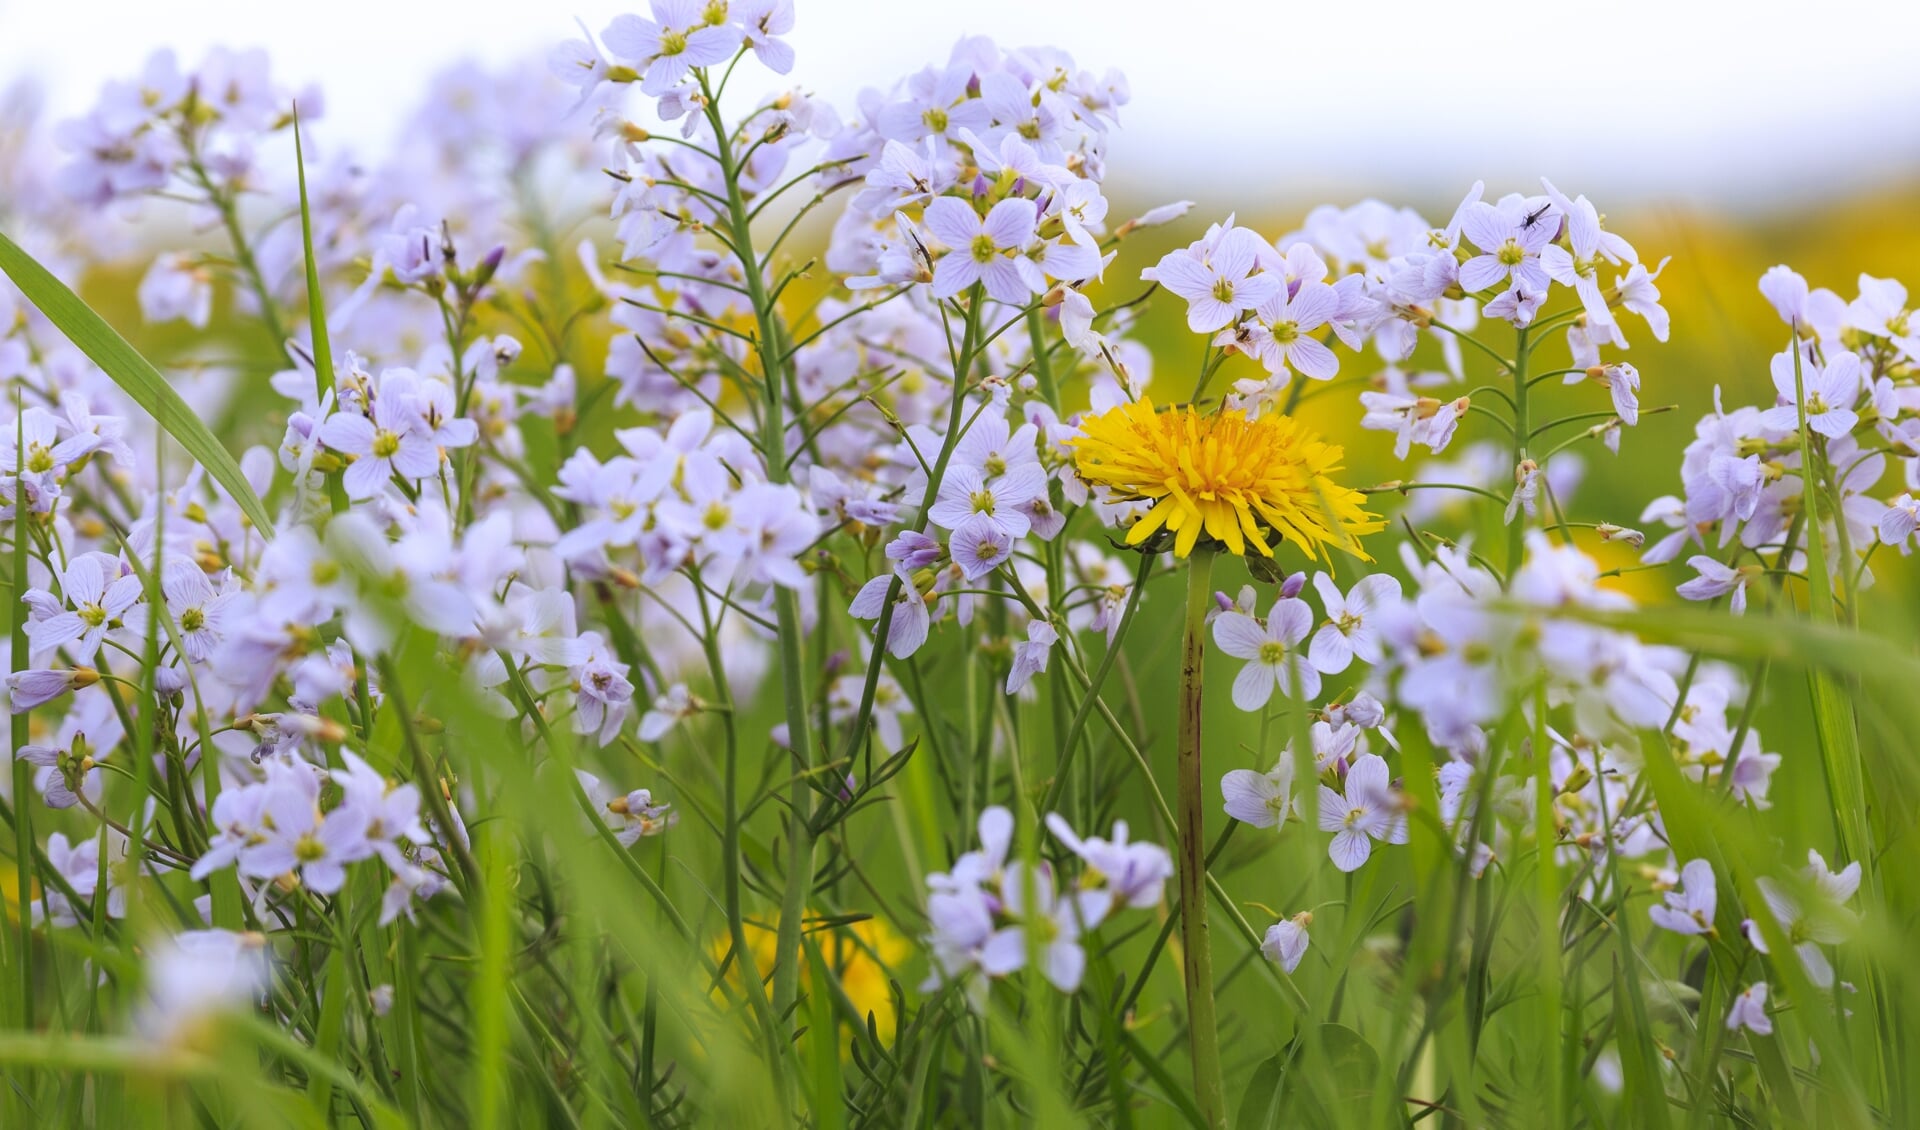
[5,0,1920,212]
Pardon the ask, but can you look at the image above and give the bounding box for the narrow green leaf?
[292,104,332,400]
[308,942,350,1114]
[1612,958,1673,1130]
[1234,1054,1283,1130]
[804,937,848,1130]
[291,103,351,521]
[0,231,276,539]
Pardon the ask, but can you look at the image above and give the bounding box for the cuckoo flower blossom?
[1759,348,1861,439]
[924,196,1040,304]
[1316,753,1406,872]
[1649,859,1718,936]
[1150,226,1277,333]
[1212,596,1319,710]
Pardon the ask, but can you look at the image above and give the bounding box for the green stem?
[699,67,818,1064]
[692,579,785,1069]
[1037,551,1153,818]
[1504,325,1533,583]
[1175,546,1227,1128]
[8,428,32,1045]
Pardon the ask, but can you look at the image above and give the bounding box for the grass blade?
[0,231,276,539]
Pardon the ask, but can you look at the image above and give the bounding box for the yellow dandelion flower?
[709,914,913,1043]
[1068,396,1383,560]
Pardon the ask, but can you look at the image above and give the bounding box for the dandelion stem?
[1175,544,1227,1129]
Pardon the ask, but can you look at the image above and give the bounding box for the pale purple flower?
[949,516,1014,580]
[1246,281,1340,379]
[1058,289,1106,357]
[1045,812,1173,909]
[828,671,914,751]
[548,19,616,112]
[850,567,932,659]
[924,197,1041,304]
[1359,391,1469,460]
[885,529,945,569]
[1615,258,1671,342]
[1212,597,1319,711]
[979,863,1096,992]
[572,649,635,747]
[1220,754,1295,828]
[639,683,697,741]
[1649,858,1718,936]
[138,252,213,328]
[1845,274,1920,359]
[240,778,372,895]
[1742,850,1860,989]
[1879,494,1920,552]
[578,770,675,847]
[333,751,431,869]
[1459,199,1555,295]
[1538,182,1622,328]
[1150,227,1278,334]
[1598,363,1641,426]
[735,0,796,74]
[1261,913,1312,973]
[602,0,744,96]
[1307,572,1401,675]
[1676,556,1751,615]
[1726,983,1772,1036]
[1759,348,1860,439]
[1484,282,1544,327]
[42,831,125,925]
[1316,753,1406,872]
[320,395,441,501]
[1005,620,1058,694]
[136,929,270,1043]
[929,463,1042,541]
[28,555,143,665]
[1123,201,1193,231]
[6,668,95,713]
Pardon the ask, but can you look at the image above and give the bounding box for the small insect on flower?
[1068,397,1382,559]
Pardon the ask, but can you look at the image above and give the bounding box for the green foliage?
[0,231,276,539]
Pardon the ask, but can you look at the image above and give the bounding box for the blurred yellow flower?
[1069,396,1382,559]
[713,915,912,1042]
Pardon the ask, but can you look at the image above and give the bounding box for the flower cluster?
[921,807,1170,999]
[1640,269,1920,619]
